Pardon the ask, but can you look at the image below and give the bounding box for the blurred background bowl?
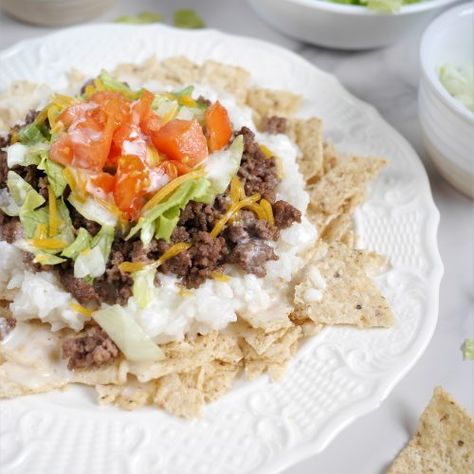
[419,2,474,198]
[247,0,458,50]
[1,0,115,27]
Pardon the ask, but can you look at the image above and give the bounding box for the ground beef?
[0,217,22,243]
[178,200,224,233]
[261,116,288,134]
[238,210,280,240]
[68,204,101,236]
[0,316,16,341]
[59,271,100,306]
[237,127,280,202]
[24,109,39,126]
[62,325,119,370]
[0,148,8,189]
[228,239,277,277]
[273,200,302,229]
[93,244,134,305]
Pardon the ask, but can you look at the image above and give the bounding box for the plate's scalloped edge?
[0,24,444,474]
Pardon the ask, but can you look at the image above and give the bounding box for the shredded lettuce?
[326,0,417,11]
[0,188,20,216]
[204,135,244,195]
[463,338,474,360]
[7,171,45,210]
[173,9,205,29]
[61,228,92,259]
[33,253,66,266]
[68,194,118,227]
[74,246,106,279]
[132,266,157,309]
[6,143,29,168]
[155,207,181,241]
[18,122,48,145]
[91,225,114,263]
[93,305,164,362]
[98,70,138,99]
[114,11,163,24]
[128,177,212,244]
[38,158,67,197]
[56,198,75,244]
[19,207,49,239]
[438,64,474,113]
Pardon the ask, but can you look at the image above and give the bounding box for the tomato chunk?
[205,101,232,152]
[49,133,74,166]
[151,119,208,167]
[114,155,149,220]
[91,172,116,194]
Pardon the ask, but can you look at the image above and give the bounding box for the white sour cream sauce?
[0,84,319,343]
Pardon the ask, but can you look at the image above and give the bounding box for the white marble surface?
[0,1,473,473]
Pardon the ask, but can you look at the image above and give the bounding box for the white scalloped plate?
[0,24,443,474]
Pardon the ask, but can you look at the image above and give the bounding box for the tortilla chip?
[309,156,386,217]
[287,117,324,183]
[387,387,474,474]
[246,88,301,121]
[233,320,288,355]
[112,56,162,83]
[160,56,200,85]
[128,331,242,382]
[96,378,156,410]
[180,360,240,403]
[153,373,204,419]
[0,81,50,131]
[200,60,251,103]
[322,142,341,174]
[71,359,129,386]
[321,211,353,243]
[294,242,393,328]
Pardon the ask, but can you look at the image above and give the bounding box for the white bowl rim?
[255,0,459,16]
[420,2,474,123]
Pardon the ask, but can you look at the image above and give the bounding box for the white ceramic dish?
[419,2,474,198]
[247,0,458,50]
[0,24,443,474]
[1,0,115,26]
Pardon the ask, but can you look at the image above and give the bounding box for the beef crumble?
[62,325,119,370]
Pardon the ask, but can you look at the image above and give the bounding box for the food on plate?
[323,0,422,13]
[387,387,474,473]
[0,56,393,417]
[438,64,474,113]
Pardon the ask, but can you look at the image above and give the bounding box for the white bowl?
[1,0,115,26]
[419,2,474,198]
[247,0,458,50]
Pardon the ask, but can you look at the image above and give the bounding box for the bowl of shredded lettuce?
[419,3,474,198]
[247,0,457,49]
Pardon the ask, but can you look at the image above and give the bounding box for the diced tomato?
[135,90,161,136]
[205,101,232,152]
[91,172,115,194]
[171,160,193,176]
[90,91,131,127]
[58,103,98,128]
[151,119,208,166]
[49,133,74,166]
[114,155,149,220]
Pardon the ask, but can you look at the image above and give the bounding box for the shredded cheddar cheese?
[118,261,147,273]
[259,144,274,158]
[69,302,94,317]
[34,223,48,240]
[141,170,204,213]
[211,193,261,238]
[48,187,59,237]
[242,202,267,221]
[230,176,245,202]
[259,198,275,225]
[119,243,192,274]
[30,238,68,250]
[157,242,192,265]
[211,271,231,282]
